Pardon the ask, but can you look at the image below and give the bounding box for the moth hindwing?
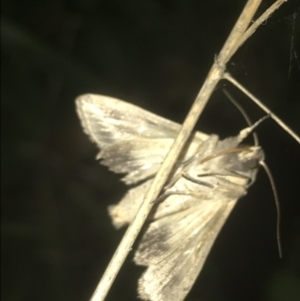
[76,94,264,301]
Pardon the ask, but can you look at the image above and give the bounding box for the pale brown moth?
[76,2,296,300]
[76,93,266,301]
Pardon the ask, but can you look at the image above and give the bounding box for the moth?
[76,94,265,301]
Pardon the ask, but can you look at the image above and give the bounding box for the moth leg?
[154,190,210,205]
[174,135,219,168]
[164,155,204,190]
[223,168,252,183]
[197,169,251,182]
[181,173,214,188]
[195,171,249,198]
[174,153,199,167]
[158,170,214,204]
[163,171,183,190]
[164,153,201,190]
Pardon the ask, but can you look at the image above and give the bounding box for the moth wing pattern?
[134,197,237,301]
[76,94,209,146]
[76,94,208,183]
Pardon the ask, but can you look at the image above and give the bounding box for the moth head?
[225,146,265,185]
[237,146,264,170]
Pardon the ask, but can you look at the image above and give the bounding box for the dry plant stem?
[234,0,287,55]
[89,1,263,301]
[224,73,300,143]
[218,0,262,62]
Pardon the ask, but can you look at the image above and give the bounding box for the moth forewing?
[76,94,209,144]
[76,94,209,185]
[76,94,264,301]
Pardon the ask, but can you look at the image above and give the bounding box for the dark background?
[1,0,300,301]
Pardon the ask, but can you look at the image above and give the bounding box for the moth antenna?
[237,114,270,143]
[223,88,259,146]
[259,160,282,258]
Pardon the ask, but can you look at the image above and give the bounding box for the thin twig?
[89,1,263,301]
[224,72,300,143]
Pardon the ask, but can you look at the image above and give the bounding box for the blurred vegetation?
[1,1,299,301]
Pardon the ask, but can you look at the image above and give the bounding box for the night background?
[1,0,300,301]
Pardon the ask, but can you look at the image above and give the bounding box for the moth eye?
[245,158,259,170]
